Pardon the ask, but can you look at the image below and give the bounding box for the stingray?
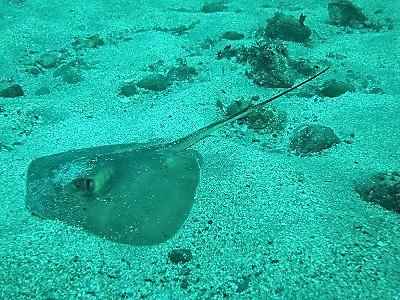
[25,67,329,246]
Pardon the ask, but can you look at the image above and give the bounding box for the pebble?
[38,52,59,69]
[180,279,189,289]
[53,65,83,84]
[320,79,356,98]
[137,74,168,91]
[168,249,193,264]
[222,31,244,40]
[355,171,400,213]
[201,1,227,13]
[120,84,137,97]
[290,124,341,156]
[265,12,312,43]
[35,87,50,96]
[0,84,24,98]
[328,0,367,28]
[179,267,191,276]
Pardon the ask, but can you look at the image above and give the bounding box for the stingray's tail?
[170,67,330,153]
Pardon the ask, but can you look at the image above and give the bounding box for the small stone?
[179,267,191,276]
[290,124,341,156]
[120,84,137,97]
[38,52,59,69]
[29,67,40,75]
[83,35,105,48]
[201,1,227,13]
[236,276,250,293]
[247,109,287,132]
[216,44,238,60]
[238,41,296,88]
[369,87,383,94]
[35,87,50,96]
[180,279,189,289]
[62,70,83,84]
[222,31,244,40]
[0,143,13,151]
[320,79,355,98]
[168,249,193,264]
[0,84,24,98]
[355,171,400,213]
[167,65,197,81]
[137,74,168,91]
[53,65,83,84]
[328,0,367,28]
[271,259,280,264]
[293,59,319,77]
[53,65,69,78]
[225,100,250,116]
[265,12,312,43]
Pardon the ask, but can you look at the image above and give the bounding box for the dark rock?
[236,276,251,293]
[83,35,105,48]
[293,59,320,77]
[29,67,41,75]
[328,0,367,28]
[247,109,287,131]
[222,31,244,40]
[167,65,197,81]
[38,52,59,69]
[35,87,50,96]
[216,44,238,60]
[168,249,193,264]
[369,87,384,94]
[355,171,400,213]
[179,267,191,276]
[0,84,24,98]
[0,142,13,151]
[225,99,250,116]
[271,259,280,264]
[180,279,189,289]
[137,74,168,91]
[201,1,227,13]
[290,124,341,156]
[62,71,83,84]
[120,84,137,97]
[53,65,70,78]
[320,79,355,98]
[265,13,312,43]
[224,99,287,132]
[72,35,105,50]
[53,65,83,84]
[238,41,296,88]
[201,37,217,50]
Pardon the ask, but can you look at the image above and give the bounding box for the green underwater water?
[0,0,400,299]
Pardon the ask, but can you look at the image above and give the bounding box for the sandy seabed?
[1,0,400,299]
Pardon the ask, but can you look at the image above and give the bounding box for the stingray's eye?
[84,179,95,195]
[71,178,95,195]
[73,178,85,189]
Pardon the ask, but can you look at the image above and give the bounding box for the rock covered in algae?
[290,124,341,156]
[355,172,400,213]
